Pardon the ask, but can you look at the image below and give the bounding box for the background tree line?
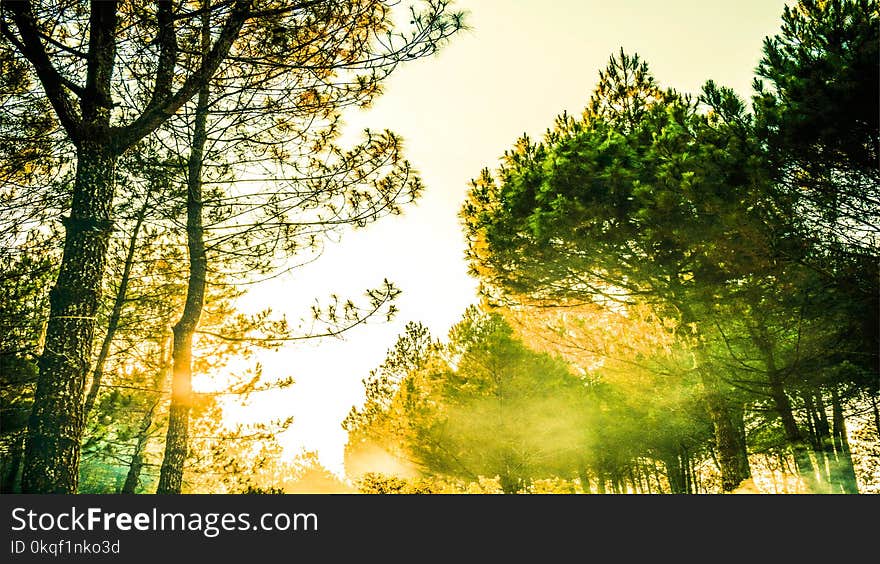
[344,0,879,494]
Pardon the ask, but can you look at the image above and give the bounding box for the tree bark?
[156,8,211,493]
[679,299,750,492]
[7,0,250,494]
[700,380,750,492]
[22,142,117,493]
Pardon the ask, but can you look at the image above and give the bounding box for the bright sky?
[225,0,789,480]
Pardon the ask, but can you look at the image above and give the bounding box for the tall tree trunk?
[22,142,117,493]
[681,447,693,494]
[750,326,824,493]
[84,190,152,417]
[675,301,750,492]
[595,470,606,494]
[802,391,820,450]
[872,393,880,437]
[772,379,827,492]
[156,9,211,493]
[829,388,859,494]
[578,466,592,494]
[637,459,650,493]
[765,371,823,492]
[700,381,750,492]
[689,453,700,493]
[812,390,835,483]
[663,452,686,494]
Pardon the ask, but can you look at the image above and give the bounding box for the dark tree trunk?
[641,461,652,493]
[689,452,700,493]
[8,0,249,495]
[701,381,750,492]
[765,368,824,492]
[22,142,117,493]
[578,467,592,494]
[802,391,820,450]
[766,373,823,492]
[156,25,211,493]
[675,303,750,492]
[812,390,836,484]
[750,325,824,493]
[681,447,693,494]
[595,470,606,494]
[663,452,686,494]
[637,460,650,493]
[830,388,859,494]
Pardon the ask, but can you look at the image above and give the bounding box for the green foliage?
[347,308,596,492]
[458,1,878,493]
[463,51,774,316]
[754,0,879,179]
[0,233,57,493]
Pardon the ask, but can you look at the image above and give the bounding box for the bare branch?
[1,0,81,140]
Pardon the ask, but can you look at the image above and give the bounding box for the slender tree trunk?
[638,460,650,493]
[663,452,686,494]
[84,191,152,417]
[682,447,693,494]
[596,470,606,494]
[121,401,157,494]
[22,142,117,493]
[767,373,823,492]
[766,371,824,492]
[871,393,880,437]
[750,325,824,493]
[830,388,859,494]
[578,467,592,494]
[802,391,820,450]
[813,390,835,483]
[156,11,211,493]
[611,474,621,494]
